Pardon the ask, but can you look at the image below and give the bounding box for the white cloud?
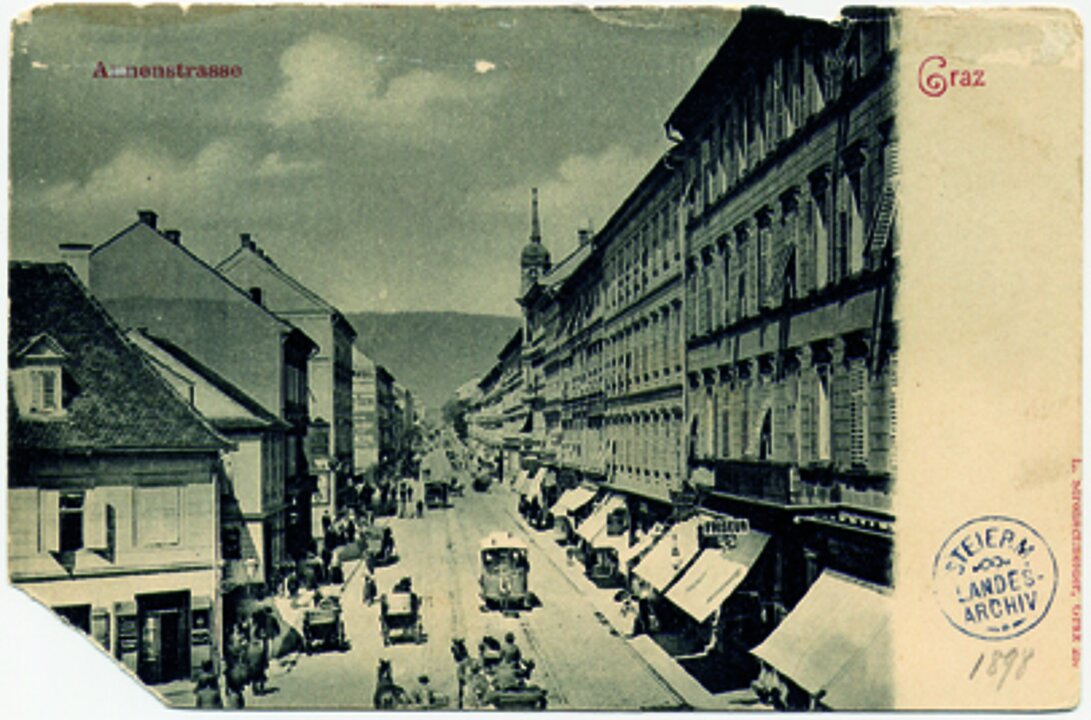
[269,33,494,135]
[32,140,249,216]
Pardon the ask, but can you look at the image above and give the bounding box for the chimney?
[137,209,158,229]
[240,233,255,250]
[163,229,181,244]
[249,287,263,306]
[58,243,93,287]
[577,229,592,246]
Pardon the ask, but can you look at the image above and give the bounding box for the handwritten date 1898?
[968,647,1035,691]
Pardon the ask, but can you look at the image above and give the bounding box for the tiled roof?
[8,262,231,453]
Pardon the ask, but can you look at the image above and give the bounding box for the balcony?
[703,458,893,512]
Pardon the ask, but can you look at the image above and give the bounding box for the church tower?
[520,188,551,296]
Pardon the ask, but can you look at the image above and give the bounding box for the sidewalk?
[506,501,768,712]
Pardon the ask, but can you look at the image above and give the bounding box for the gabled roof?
[8,262,231,453]
[92,221,303,334]
[12,333,69,363]
[217,242,357,340]
[128,329,289,432]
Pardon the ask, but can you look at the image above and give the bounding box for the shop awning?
[665,529,769,624]
[619,525,666,567]
[549,486,597,516]
[576,494,626,544]
[752,570,893,710]
[591,529,630,553]
[632,515,707,593]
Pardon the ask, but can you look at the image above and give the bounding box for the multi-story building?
[671,7,897,597]
[128,330,290,597]
[76,211,318,557]
[216,234,357,538]
[598,158,687,528]
[393,382,416,470]
[467,7,897,705]
[351,349,399,482]
[8,263,230,686]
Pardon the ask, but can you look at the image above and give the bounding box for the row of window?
[690,354,896,473]
[686,140,895,341]
[604,302,683,396]
[687,20,892,222]
[604,197,682,313]
[38,486,186,556]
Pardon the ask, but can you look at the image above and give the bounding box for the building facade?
[8,263,230,686]
[672,7,897,597]
[216,234,357,538]
[80,211,318,557]
[465,7,897,702]
[351,349,400,483]
[128,330,291,594]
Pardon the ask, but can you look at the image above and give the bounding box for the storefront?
[751,570,892,710]
[574,494,629,585]
[548,486,597,544]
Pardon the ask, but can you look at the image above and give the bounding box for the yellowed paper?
[4,4,1082,713]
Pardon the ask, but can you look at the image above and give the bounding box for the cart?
[380,588,423,646]
[361,525,397,566]
[451,637,548,710]
[302,596,347,654]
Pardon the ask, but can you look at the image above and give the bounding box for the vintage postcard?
[3,2,1082,714]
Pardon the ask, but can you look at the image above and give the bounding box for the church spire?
[529,187,541,244]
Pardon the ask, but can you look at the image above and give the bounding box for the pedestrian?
[194,660,223,708]
[410,675,435,708]
[224,656,248,709]
[415,497,424,519]
[500,631,522,668]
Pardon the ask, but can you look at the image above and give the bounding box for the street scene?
[237,464,684,711]
[9,5,899,713]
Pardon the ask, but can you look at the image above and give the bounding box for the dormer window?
[11,333,70,419]
[30,368,60,413]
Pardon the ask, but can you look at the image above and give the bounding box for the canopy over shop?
[752,570,893,710]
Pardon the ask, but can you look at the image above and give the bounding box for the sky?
[9,5,738,316]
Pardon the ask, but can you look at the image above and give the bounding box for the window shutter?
[41,490,60,553]
[9,488,39,558]
[849,361,869,467]
[85,493,108,550]
[800,387,815,462]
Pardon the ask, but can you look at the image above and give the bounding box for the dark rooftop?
[8,262,231,454]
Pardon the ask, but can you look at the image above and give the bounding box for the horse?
[373,659,410,709]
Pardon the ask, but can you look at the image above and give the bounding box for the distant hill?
[346,311,521,414]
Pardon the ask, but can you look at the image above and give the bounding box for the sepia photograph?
[3,2,1081,714]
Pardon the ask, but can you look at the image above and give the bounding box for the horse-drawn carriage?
[360,525,397,566]
[373,659,449,710]
[302,595,347,654]
[379,577,423,646]
[450,637,548,710]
